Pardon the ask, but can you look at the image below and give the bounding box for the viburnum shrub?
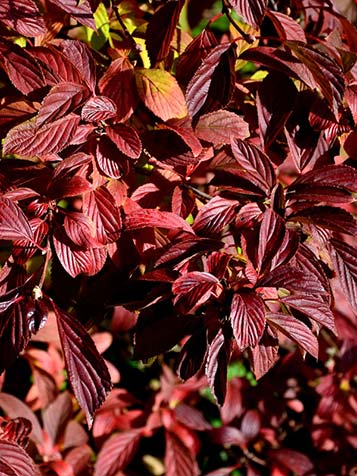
[0,0,356,475]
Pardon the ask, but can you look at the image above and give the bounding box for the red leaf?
[270,448,315,475]
[165,430,199,476]
[4,114,80,159]
[0,0,46,37]
[60,40,97,92]
[0,198,34,242]
[54,305,112,427]
[205,328,230,405]
[186,43,234,118]
[96,136,128,179]
[98,57,137,122]
[249,327,279,379]
[330,238,357,311]
[82,187,122,245]
[266,312,319,358]
[257,208,285,275]
[53,227,107,278]
[81,96,117,123]
[289,206,357,235]
[174,403,211,431]
[281,293,336,334]
[257,265,326,294]
[37,82,88,127]
[230,139,275,194]
[42,392,72,445]
[93,430,142,476]
[125,208,194,234]
[46,0,95,29]
[195,110,249,145]
[0,39,45,95]
[266,10,306,42]
[193,196,239,235]
[241,410,261,441]
[172,271,223,314]
[0,440,35,476]
[146,0,184,66]
[63,212,100,249]
[230,292,266,350]
[107,124,142,159]
[162,118,203,157]
[135,68,187,121]
[230,0,267,28]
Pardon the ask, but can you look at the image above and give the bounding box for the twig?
[183,183,212,201]
[112,4,137,50]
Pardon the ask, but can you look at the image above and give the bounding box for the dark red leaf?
[54,305,112,427]
[230,292,266,350]
[93,429,141,476]
[63,212,100,249]
[125,208,194,234]
[0,39,45,95]
[174,403,211,431]
[60,40,97,92]
[0,198,34,242]
[172,271,223,314]
[4,114,80,159]
[193,196,238,235]
[0,0,46,37]
[177,330,207,380]
[266,10,306,42]
[230,0,267,28]
[82,187,122,245]
[186,43,235,118]
[162,118,203,157]
[281,293,336,334]
[42,392,72,445]
[107,124,142,159]
[165,430,199,476]
[289,206,357,235]
[230,139,276,194]
[96,136,129,179]
[195,110,249,145]
[0,440,35,476]
[249,327,279,379]
[257,208,285,275]
[257,265,326,294]
[37,82,88,127]
[146,0,184,66]
[270,448,315,475]
[98,57,137,122]
[0,417,32,446]
[81,96,117,123]
[330,238,357,311]
[205,328,230,405]
[266,312,319,358]
[241,410,261,442]
[46,0,95,29]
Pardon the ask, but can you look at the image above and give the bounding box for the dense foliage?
[0,0,356,475]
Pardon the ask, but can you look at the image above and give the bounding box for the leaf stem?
[112,3,138,51]
[183,183,212,201]
[38,235,52,290]
[222,0,255,44]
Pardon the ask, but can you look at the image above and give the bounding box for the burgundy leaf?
[249,327,279,379]
[146,0,184,66]
[293,245,331,297]
[162,118,203,157]
[125,208,194,234]
[63,212,100,249]
[82,187,122,245]
[0,0,45,37]
[195,110,249,145]
[257,265,326,294]
[257,208,285,275]
[96,136,128,180]
[0,289,21,314]
[177,330,207,380]
[46,0,95,29]
[0,40,45,95]
[107,124,142,159]
[37,82,88,127]
[186,43,235,118]
[0,440,35,476]
[98,57,137,122]
[93,429,141,476]
[230,292,266,350]
[205,328,231,405]
[53,227,107,278]
[266,313,319,358]
[330,238,357,311]
[241,410,261,442]
[289,206,357,235]
[204,466,240,476]
[193,196,239,235]
[165,430,199,476]
[0,198,34,242]
[171,186,196,219]
[81,96,117,123]
[266,10,306,42]
[60,40,97,92]
[174,403,211,431]
[54,305,112,427]
[172,271,223,314]
[0,417,32,446]
[281,293,336,334]
[4,114,80,159]
[270,448,315,475]
[230,0,267,28]
[230,139,275,194]
[42,392,72,445]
